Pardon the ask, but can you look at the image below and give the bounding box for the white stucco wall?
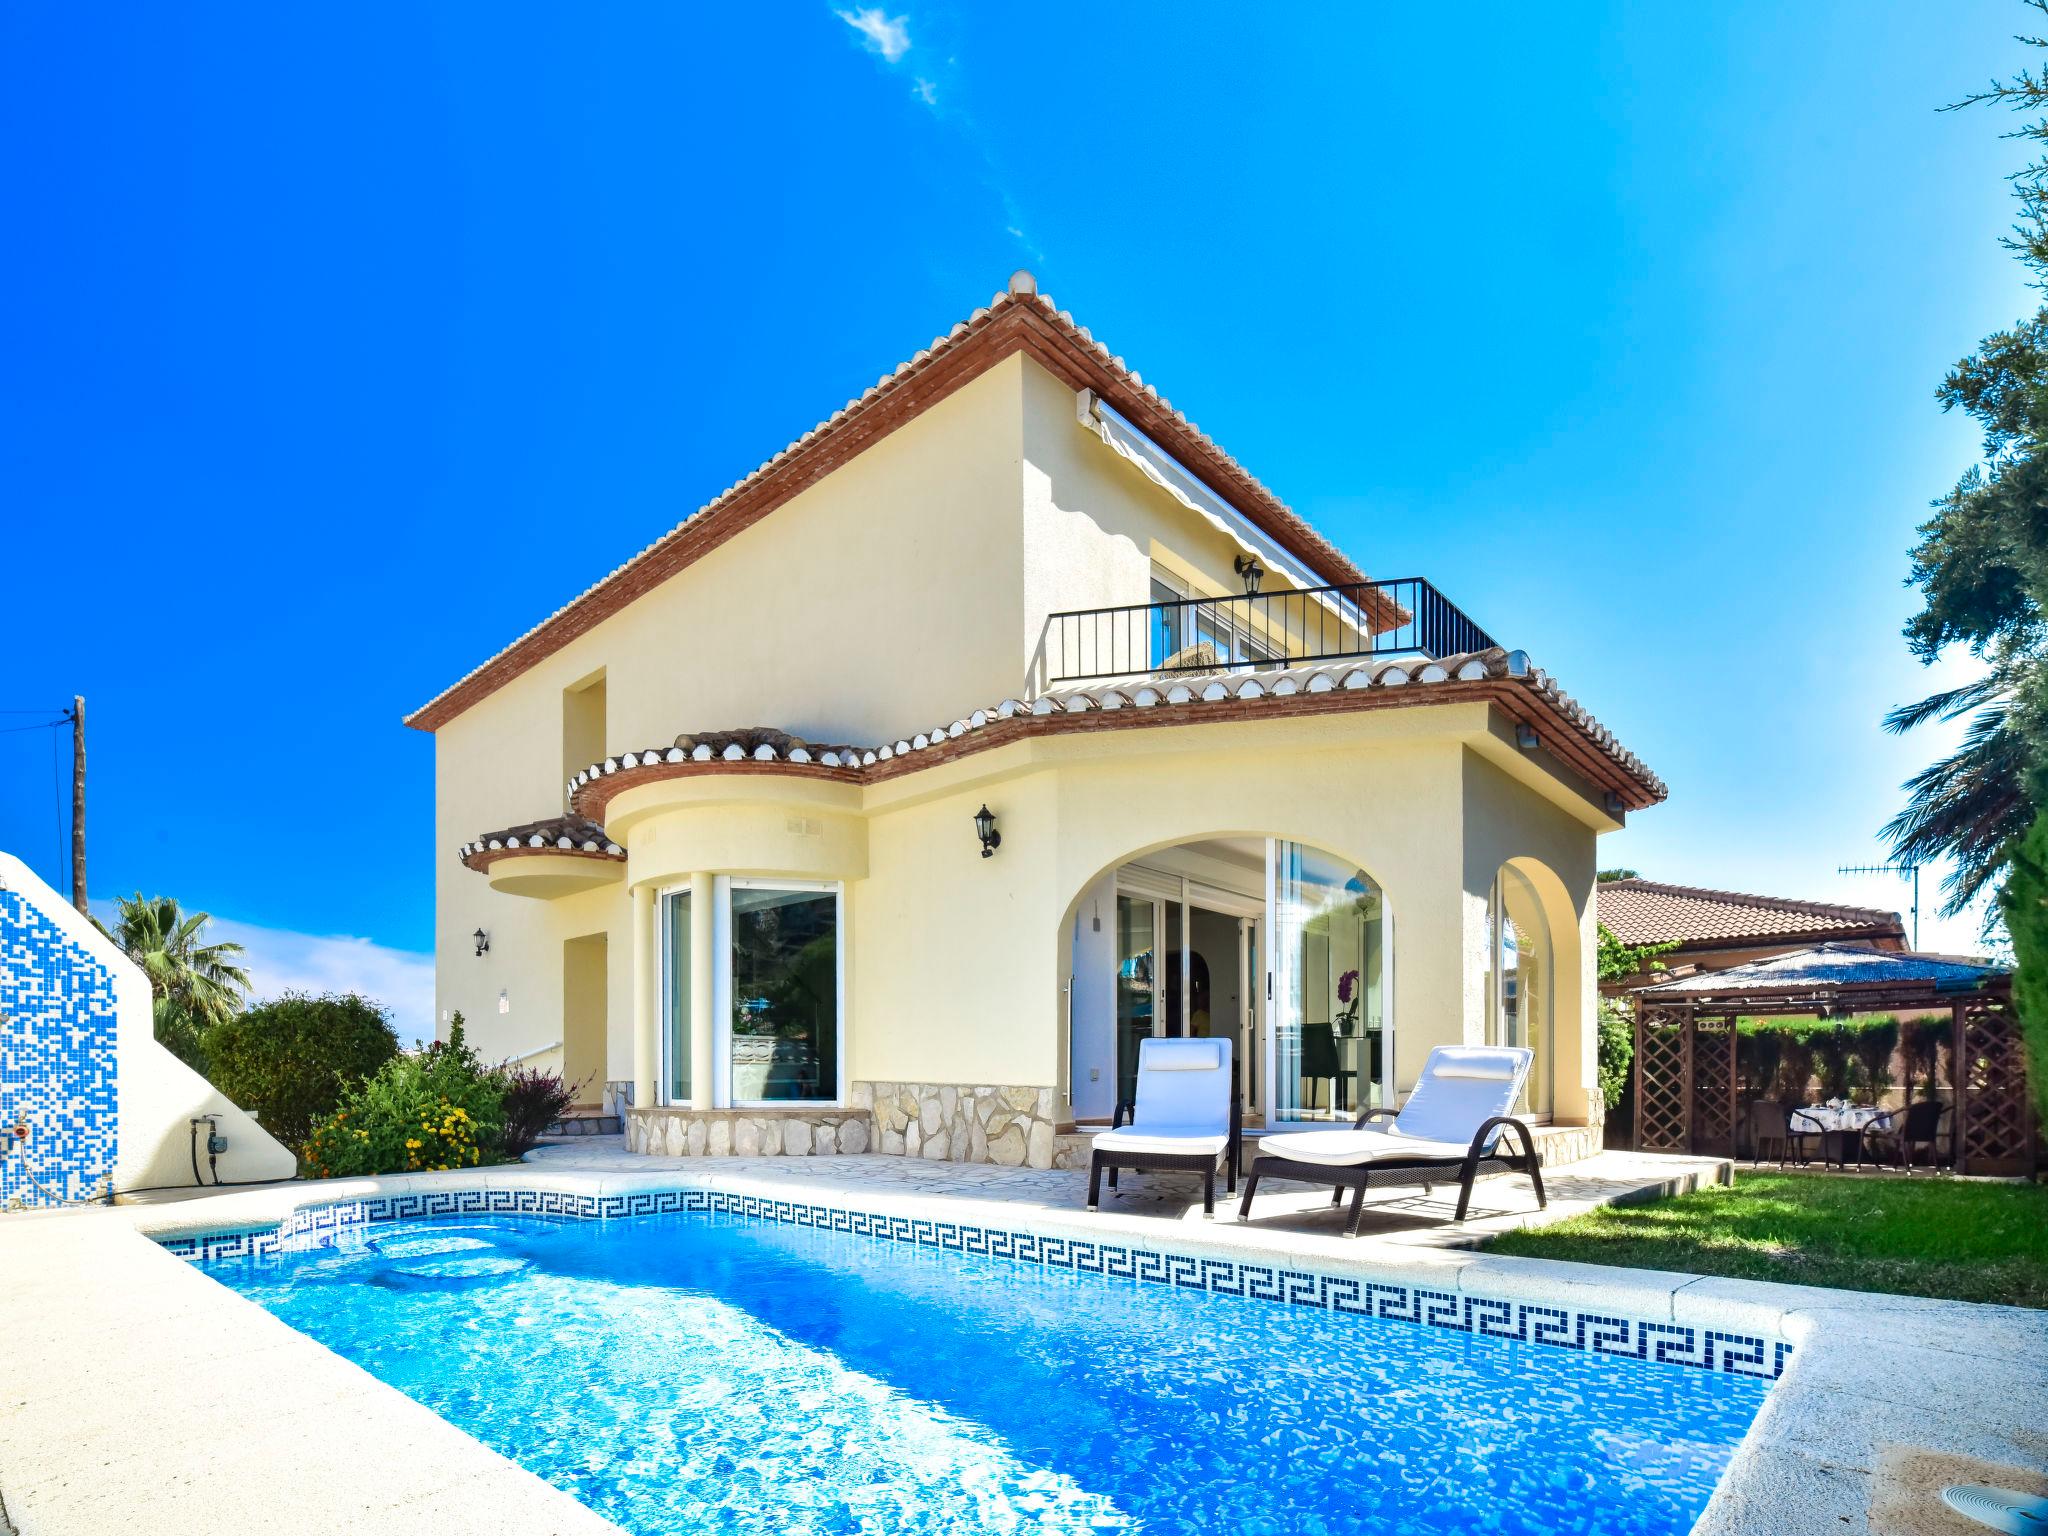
[0,851,297,1196]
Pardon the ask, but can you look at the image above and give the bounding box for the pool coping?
[11,1161,2048,1534]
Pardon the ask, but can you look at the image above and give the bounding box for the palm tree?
[1881,666,2042,917]
[99,894,251,1031]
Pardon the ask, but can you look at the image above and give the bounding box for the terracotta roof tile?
[405,275,1379,733]
[555,647,1665,824]
[458,816,622,872]
[1598,879,1904,949]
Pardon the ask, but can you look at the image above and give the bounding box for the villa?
[412,272,1665,1169]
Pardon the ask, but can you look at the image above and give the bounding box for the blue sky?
[1,2,2038,1034]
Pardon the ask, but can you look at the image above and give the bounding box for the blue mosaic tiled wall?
[0,886,118,1207]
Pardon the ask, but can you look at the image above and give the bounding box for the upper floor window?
[562,669,606,792]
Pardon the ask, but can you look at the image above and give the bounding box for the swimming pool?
[199,1204,1770,1536]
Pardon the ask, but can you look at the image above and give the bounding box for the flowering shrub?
[304,1016,507,1177]
[500,1066,579,1158]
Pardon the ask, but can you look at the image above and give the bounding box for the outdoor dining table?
[1789,1103,1888,1168]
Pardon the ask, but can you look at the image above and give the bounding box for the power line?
[0,718,66,735]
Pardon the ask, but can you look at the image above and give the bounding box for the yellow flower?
[405,1138,421,1150]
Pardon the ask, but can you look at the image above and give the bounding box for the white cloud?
[836,7,910,63]
[208,916,436,1049]
[913,77,938,106]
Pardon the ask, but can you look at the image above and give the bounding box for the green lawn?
[1488,1171,2048,1308]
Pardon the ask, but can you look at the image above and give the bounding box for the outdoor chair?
[1749,1099,1817,1166]
[1861,1098,1951,1172]
[1086,1036,1243,1218]
[1236,1045,1545,1236]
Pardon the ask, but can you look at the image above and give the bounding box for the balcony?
[1041,577,1496,687]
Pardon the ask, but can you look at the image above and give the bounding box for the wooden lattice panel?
[1634,1003,1693,1154]
[1958,996,2035,1177]
[1690,1015,1739,1158]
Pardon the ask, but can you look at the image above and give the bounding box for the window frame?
[720,877,846,1110]
[654,881,692,1108]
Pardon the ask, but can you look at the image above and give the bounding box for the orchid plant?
[1335,968,1361,1033]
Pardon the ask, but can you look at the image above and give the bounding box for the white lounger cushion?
[1092,1125,1231,1157]
[1256,1046,1534,1169]
[1427,1046,1523,1080]
[1143,1039,1224,1071]
[1256,1125,1477,1167]
[1127,1036,1232,1130]
[1385,1045,1533,1145]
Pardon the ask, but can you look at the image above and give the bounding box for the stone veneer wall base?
[631,1097,1599,1174]
[626,1082,1061,1168]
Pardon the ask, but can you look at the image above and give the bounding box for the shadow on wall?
[0,851,296,1206]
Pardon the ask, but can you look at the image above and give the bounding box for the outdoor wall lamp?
[972,804,1002,858]
[1233,554,1266,595]
[1515,724,1541,751]
[473,927,490,957]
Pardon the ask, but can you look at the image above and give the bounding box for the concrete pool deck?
[1,1148,2042,1535]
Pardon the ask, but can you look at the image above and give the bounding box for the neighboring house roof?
[459,816,623,873]
[1634,942,2001,997]
[546,646,1667,834]
[406,273,1380,733]
[1597,878,1904,951]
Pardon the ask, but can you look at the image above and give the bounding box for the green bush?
[303,1016,506,1178]
[1850,1017,1900,1098]
[2000,809,2048,1129]
[1595,999,1634,1110]
[201,992,398,1151]
[1900,1013,1949,1099]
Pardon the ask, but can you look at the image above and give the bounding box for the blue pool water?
[204,1211,1768,1535]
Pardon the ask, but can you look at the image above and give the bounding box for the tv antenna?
[1836,860,1921,950]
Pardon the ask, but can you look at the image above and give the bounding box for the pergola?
[1629,943,2033,1176]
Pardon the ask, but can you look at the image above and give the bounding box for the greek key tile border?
[157,1185,1791,1381]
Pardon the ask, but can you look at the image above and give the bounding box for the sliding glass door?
[1269,841,1387,1124]
[1114,893,1160,1108]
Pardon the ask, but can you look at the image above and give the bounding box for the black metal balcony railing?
[1042,577,1496,687]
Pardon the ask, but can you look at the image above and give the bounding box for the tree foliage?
[202,991,399,1152]
[1882,8,2048,918]
[98,893,250,1043]
[1997,811,2048,1126]
[1593,925,1677,1111]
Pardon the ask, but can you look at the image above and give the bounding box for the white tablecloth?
[1790,1105,1886,1134]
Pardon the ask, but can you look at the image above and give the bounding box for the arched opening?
[1058,834,1390,1130]
[1481,855,1584,1120]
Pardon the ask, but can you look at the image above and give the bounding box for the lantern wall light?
[473,927,490,957]
[972,804,1002,858]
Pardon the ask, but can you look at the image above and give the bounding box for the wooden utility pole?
[70,695,85,914]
